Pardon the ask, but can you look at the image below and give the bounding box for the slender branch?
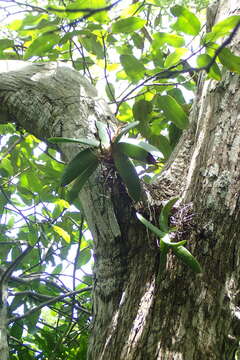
[0,246,33,284]
[8,287,92,324]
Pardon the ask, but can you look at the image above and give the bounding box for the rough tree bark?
[0,0,240,359]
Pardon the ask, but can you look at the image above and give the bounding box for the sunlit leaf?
[152,32,185,48]
[53,225,71,243]
[171,5,201,35]
[164,48,188,68]
[112,17,146,34]
[24,33,60,59]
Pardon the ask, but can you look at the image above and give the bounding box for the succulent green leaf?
[173,245,202,273]
[136,213,165,238]
[171,5,201,36]
[218,48,240,74]
[61,148,98,186]
[48,137,100,147]
[116,142,156,164]
[95,121,111,148]
[161,234,187,248]
[120,54,146,82]
[113,147,141,202]
[152,32,185,48]
[157,95,189,130]
[159,197,178,232]
[112,17,146,34]
[114,121,139,143]
[68,160,99,203]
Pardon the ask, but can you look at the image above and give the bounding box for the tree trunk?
[0,1,240,358]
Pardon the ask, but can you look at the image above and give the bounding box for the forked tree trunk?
[0,1,240,358]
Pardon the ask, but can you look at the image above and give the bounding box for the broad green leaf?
[149,134,172,160]
[68,160,99,202]
[169,123,182,148]
[173,245,202,273]
[114,121,139,143]
[95,121,110,148]
[61,148,99,186]
[218,48,240,74]
[76,248,91,268]
[156,95,189,129]
[132,33,144,49]
[48,136,100,147]
[120,54,146,82]
[152,32,185,48]
[196,54,221,80]
[113,147,141,202]
[24,33,60,59]
[112,17,146,34]
[164,48,188,68]
[136,213,165,238]
[133,99,152,138]
[81,33,104,59]
[0,39,14,50]
[53,225,70,243]
[159,198,178,232]
[171,5,201,36]
[116,142,156,164]
[205,15,240,42]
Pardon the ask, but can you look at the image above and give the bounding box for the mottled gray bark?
[0,1,240,358]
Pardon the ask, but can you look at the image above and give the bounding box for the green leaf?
[61,148,99,186]
[196,54,221,80]
[161,234,187,248]
[159,197,178,232]
[149,134,172,159]
[132,99,152,138]
[114,121,139,143]
[152,32,185,49]
[53,225,70,243]
[116,142,156,164]
[136,213,165,238]
[66,0,108,23]
[0,39,14,51]
[68,160,99,202]
[24,33,60,59]
[218,48,240,74]
[205,15,240,42]
[113,147,141,202]
[156,95,189,129]
[164,48,188,68]
[173,245,202,273]
[112,17,146,34]
[120,54,146,82]
[48,137,100,147]
[171,5,201,36]
[95,121,111,148]
[105,82,115,101]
